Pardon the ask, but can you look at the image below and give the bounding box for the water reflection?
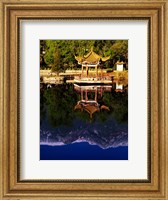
[74,85,110,119]
[40,82,128,152]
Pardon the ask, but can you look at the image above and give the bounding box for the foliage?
[110,40,128,62]
[52,49,61,72]
[40,40,128,72]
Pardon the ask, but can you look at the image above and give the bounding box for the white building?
[116,61,125,71]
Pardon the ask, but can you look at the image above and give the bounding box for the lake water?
[40,83,128,160]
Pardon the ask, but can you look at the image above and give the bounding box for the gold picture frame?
[0,0,168,199]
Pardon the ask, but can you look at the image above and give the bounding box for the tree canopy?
[40,40,128,72]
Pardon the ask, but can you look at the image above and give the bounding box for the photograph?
[40,40,128,160]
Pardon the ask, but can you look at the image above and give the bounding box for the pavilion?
[74,85,110,119]
[75,47,110,78]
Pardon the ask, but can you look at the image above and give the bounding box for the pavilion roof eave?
[75,55,83,63]
[101,55,110,62]
[75,48,110,64]
[84,50,101,59]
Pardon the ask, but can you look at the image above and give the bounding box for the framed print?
[21,21,147,180]
[0,0,168,199]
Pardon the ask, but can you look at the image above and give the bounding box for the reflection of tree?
[40,86,47,125]
[43,84,78,127]
[74,109,91,123]
[102,91,128,124]
[40,84,128,128]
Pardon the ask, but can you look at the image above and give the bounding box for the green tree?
[110,40,128,65]
[40,40,128,71]
[52,49,61,72]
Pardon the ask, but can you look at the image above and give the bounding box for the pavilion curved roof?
[74,103,100,119]
[74,101,110,119]
[75,48,110,64]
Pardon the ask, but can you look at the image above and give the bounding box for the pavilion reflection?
[74,84,111,119]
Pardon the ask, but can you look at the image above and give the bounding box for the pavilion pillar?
[86,65,88,77]
[100,87,103,97]
[96,65,98,77]
[81,65,83,77]
[95,88,97,101]
[81,90,83,100]
[85,89,88,101]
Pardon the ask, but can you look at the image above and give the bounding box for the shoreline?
[40,69,128,85]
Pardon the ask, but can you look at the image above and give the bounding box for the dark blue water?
[40,143,128,160]
[40,84,128,160]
